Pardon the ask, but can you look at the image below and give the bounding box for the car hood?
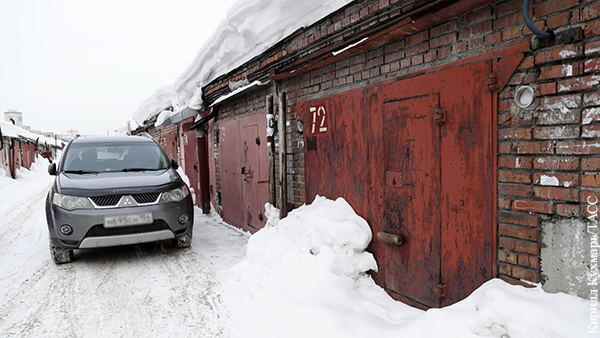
[55,169,182,196]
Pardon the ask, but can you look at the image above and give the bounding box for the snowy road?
[0,160,249,338]
[0,159,593,338]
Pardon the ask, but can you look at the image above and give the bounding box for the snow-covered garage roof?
[131,0,354,126]
[0,120,54,145]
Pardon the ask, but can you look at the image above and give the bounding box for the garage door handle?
[377,232,403,246]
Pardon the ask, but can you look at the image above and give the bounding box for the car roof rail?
[136,132,154,140]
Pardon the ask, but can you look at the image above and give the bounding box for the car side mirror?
[48,163,57,176]
[171,159,178,170]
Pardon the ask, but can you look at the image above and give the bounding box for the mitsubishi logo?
[117,196,137,208]
[123,197,133,206]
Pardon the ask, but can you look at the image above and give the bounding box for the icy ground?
[0,156,594,338]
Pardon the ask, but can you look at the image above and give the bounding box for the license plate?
[104,212,153,228]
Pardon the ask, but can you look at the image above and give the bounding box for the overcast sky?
[0,0,237,136]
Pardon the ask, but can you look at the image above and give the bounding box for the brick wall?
[496,0,600,286]
[200,0,600,288]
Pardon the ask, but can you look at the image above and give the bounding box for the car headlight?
[52,193,94,210]
[159,185,190,204]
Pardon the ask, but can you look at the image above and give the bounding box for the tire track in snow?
[155,244,228,337]
[0,178,52,256]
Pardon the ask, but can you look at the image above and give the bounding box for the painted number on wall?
[310,106,328,135]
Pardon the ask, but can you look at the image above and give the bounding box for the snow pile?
[222,196,419,338]
[132,0,353,124]
[222,196,592,338]
[0,155,52,218]
[0,154,50,184]
[176,166,196,205]
[398,280,590,337]
[263,202,279,228]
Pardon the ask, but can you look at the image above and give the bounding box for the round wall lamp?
[514,85,535,108]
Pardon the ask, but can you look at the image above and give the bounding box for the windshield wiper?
[121,168,162,172]
[64,170,100,174]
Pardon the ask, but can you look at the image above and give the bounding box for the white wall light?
[514,86,535,108]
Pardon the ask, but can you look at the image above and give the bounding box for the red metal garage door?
[182,130,201,205]
[380,93,442,307]
[219,112,269,232]
[303,60,493,308]
[161,133,178,162]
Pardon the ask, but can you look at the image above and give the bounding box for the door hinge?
[436,283,448,298]
[486,73,500,92]
[434,109,447,125]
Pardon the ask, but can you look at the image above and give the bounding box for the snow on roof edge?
[131,0,355,127]
[0,120,54,145]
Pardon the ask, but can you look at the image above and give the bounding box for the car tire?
[50,240,74,264]
[173,226,193,248]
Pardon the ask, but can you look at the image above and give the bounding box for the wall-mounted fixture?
[296,120,303,135]
[514,85,535,108]
[522,0,554,39]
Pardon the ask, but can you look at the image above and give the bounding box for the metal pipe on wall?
[8,138,14,179]
[266,95,276,206]
[522,0,554,39]
[278,92,288,218]
[197,127,211,214]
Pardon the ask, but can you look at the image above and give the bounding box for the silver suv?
[45,134,194,263]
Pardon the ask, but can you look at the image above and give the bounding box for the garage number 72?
[310,106,328,135]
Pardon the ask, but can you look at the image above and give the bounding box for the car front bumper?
[47,195,194,249]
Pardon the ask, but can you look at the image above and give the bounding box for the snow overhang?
[0,121,21,139]
[155,107,200,129]
[0,120,45,143]
[209,80,270,107]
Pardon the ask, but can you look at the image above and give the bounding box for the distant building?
[4,110,23,127]
[66,129,78,135]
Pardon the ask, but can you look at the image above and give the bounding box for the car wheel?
[173,226,193,248]
[50,240,74,264]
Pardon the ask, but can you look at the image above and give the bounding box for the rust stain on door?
[380,93,442,307]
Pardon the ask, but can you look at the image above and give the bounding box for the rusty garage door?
[303,60,494,308]
[219,112,269,232]
[161,133,178,162]
[182,129,202,205]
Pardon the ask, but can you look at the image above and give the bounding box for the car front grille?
[132,193,160,204]
[90,193,160,207]
[91,195,121,206]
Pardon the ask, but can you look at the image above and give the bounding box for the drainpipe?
[0,125,4,151]
[278,92,288,218]
[8,138,14,179]
[522,0,554,39]
[266,95,276,206]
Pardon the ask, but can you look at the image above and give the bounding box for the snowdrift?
[222,196,592,338]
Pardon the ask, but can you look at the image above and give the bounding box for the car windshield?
[62,142,170,173]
